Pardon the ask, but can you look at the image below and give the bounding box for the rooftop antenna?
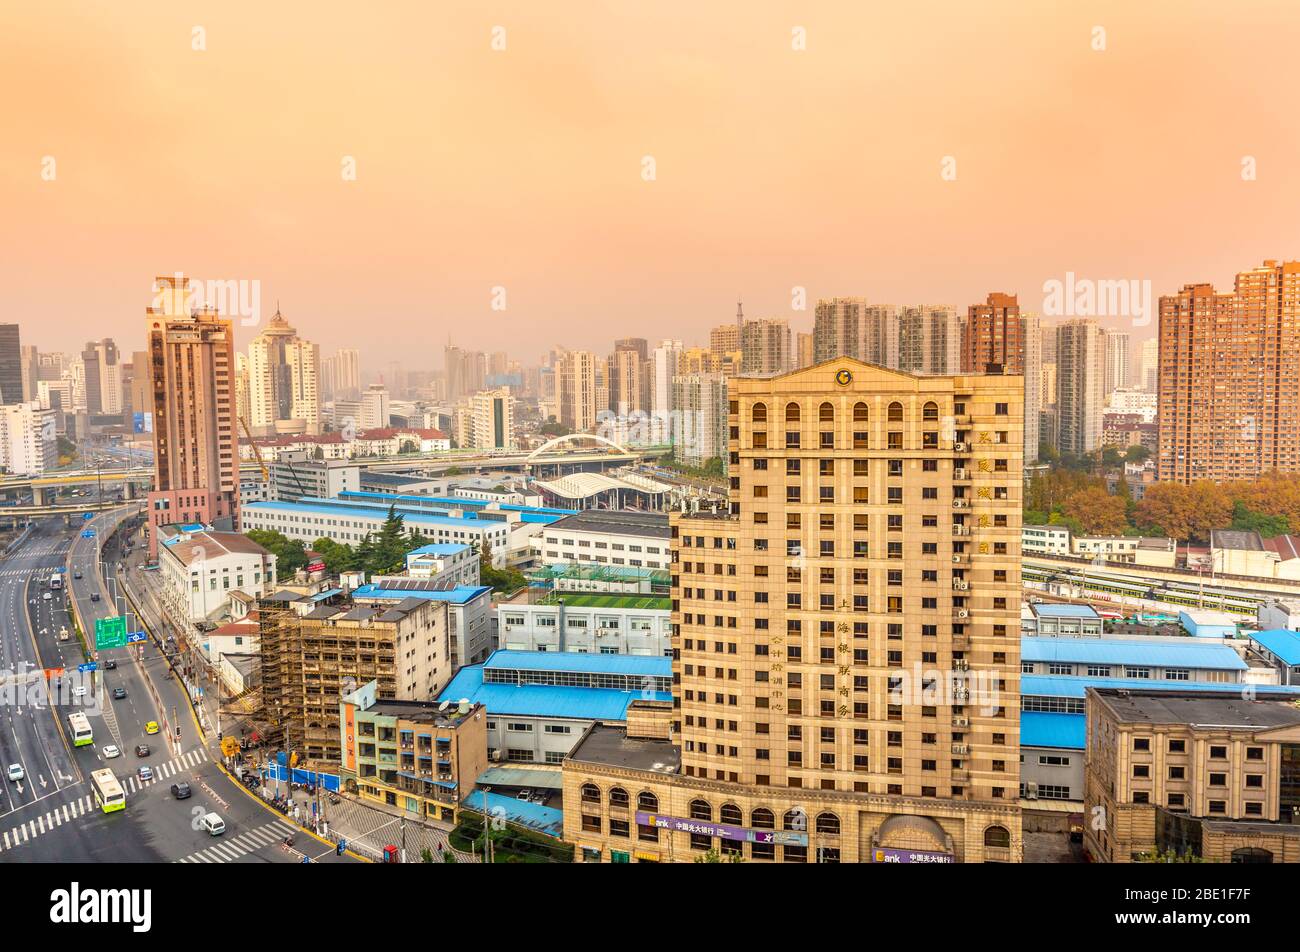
[736,297,744,328]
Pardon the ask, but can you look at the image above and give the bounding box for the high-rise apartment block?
[564,359,1024,862]
[670,373,728,467]
[247,309,320,435]
[740,318,793,376]
[1055,319,1107,457]
[0,400,57,475]
[1157,260,1300,483]
[0,324,23,405]
[465,387,517,451]
[962,293,1022,375]
[557,350,599,432]
[145,276,240,554]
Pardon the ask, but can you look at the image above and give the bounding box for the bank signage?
[635,811,808,846]
[870,847,954,864]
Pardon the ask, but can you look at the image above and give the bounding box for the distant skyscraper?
[247,309,319,434]
[1104,331,1130,398]
[812,298,899,368]
[467,388,517,450]
[740,318,793,375]
[1055,319,1107,457]
[0,325,21,405]
[1021,314,1042,464]
[80,339,122,415]
[670,373,728,466]
[795,331,814,369]
[145,276,240,553]
[444,345,486,402]
[897,305,961,376]
[649,340,683,430]
[963,293,1023,374]
[360,383,390,430]
[608,347,645,414]
[1157,260,1300,483]
[709,322,741,356]
[1139,337,1159,393]
[557,350,599,432]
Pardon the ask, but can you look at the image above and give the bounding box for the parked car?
[171,782,192,800]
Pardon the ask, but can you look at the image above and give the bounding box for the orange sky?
[3,0,1299,367]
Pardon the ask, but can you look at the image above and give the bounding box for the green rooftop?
[538,591,671,611]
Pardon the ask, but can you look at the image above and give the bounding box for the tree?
[246,529,308,574]
[1124,444,1150,464]
[693,848,744,864]
[1060,486,1127,535]
[1230,501,1290,538]
[1100,446,1124,469]
[312,536,357,574]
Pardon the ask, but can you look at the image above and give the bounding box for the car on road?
[71,686,87,698]
[7,765,23,782]
[112,687,126,699]
[104,660,116,670]
[135,744,150,757]
[73,571,83,579]
[137,766,153,782]
[170,782,191,799]
[90,593,100,602]
[200,812,225,836]
[144,721,159,735]
[42,592,51,601]
[101,745,121,759]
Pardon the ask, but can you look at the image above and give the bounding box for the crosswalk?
[175,820,299,864]
[0,746,210,854]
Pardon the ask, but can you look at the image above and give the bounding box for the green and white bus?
[68,712,93,747]
[90,769,125,813]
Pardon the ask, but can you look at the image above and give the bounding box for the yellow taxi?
[144,721,160,735]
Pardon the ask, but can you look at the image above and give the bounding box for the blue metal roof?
[1021,636,1247,670]
[438,665,671,721]
[352,583,491,606]
[409,543,472,556]
[1021,675,1300,699]
[1249,629,1300,667]
[243,500,501,531]
[485,649,671,678]
[1020,712,1086,750]
[308,588,342,602]
[461,789,564,838]
[1032,604,1101,618]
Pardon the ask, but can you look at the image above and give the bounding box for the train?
[1023,562,1262,616]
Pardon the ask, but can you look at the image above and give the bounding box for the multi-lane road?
[0,510,353,864]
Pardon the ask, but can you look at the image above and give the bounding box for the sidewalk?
[279,786,480,863]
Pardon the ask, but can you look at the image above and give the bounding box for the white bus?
[68,712,93,747]
[49,573,62,591]
[90,769,125,813]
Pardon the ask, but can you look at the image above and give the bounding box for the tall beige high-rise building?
[322,347,361,401]
[247,309,320,435]
[1138,337,1159,393]
[795,332,815,369]
[145,276,240,554]
[557,350,599,432]
[669,373,727,466]
[563,358,1024,863]
[1157,260,1300,483]
[469,387,517,450]
[813,298,900,369]
[1104,331,1130,398]
[1055,319,1107,457]
[608,348,645,415]
[740,318,793,376]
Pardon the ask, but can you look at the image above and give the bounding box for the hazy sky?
[3,0,1298,369]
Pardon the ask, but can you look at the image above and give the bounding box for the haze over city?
[5,0,1300,363]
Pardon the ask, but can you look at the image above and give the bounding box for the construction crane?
[239,417,269,480]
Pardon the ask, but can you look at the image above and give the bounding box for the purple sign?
[635,812,808,846]
[870,847,954,864]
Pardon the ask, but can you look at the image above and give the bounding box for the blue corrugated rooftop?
[1021,675,1300,699]
[409,543,472,556]
[243,499,495,530]
[439,665,671,721]
[1020,711,1086,750]
[461,789,564,838]
[1031,604,1101,618]
[485,649,671,677]
[352,583,491,605]
[1022,636,1247,670]
[1249,629,1300,667]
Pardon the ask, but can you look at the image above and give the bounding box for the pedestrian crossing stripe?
[174,821,298,864]
[0,746,212,854]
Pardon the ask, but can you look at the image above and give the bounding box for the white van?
[201,812,226,836]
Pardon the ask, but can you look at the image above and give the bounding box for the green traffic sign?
[94,615,127,650]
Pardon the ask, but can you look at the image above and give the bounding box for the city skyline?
[6,2,1300,362]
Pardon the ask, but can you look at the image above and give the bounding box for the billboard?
[870,847,954,864]
[635,811,808,846]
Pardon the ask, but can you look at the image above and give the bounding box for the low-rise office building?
[1084,688,1300,863]
[536,509,671,570]
[1021,524,1071,556]
[268,450,360,502]
[338,679,487,825]
[496,590,672,656]
[1027,603,1102,637]
[158,527,277,624]
[1072,535,1177,568]
[1211,529,1300,581]
[350,579,494,667]
[1021,636,1247,683]
[1249,630,1300,686]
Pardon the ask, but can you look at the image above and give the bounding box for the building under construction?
[258,589,453,765]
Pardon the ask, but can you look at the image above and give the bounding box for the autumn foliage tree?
[1061,486,1128,535]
